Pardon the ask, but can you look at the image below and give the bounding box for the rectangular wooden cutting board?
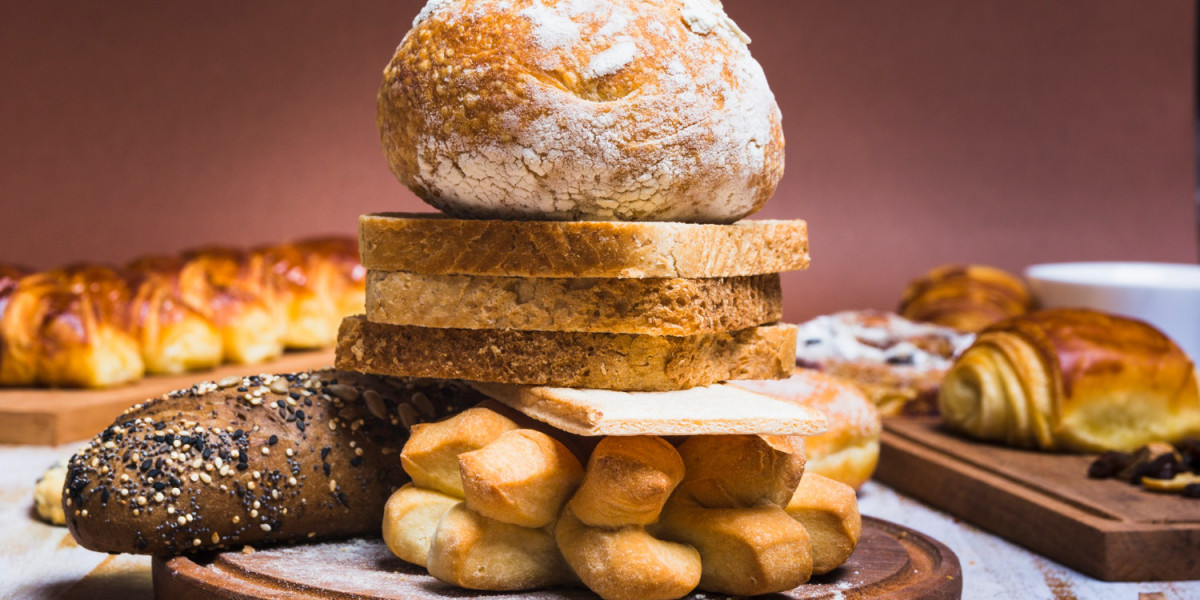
[0,350,335,446]
[876,417,1200,582]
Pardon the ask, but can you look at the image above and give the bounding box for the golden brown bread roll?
[390,405,581,590]
[734,369,882,490]
[124,256,223,375]
[940,308,1200,452]
[0,265,143,388]
[785,473,861,575]
[382,483,460,567]
[899,264,1033,332]
[459,428,584,528]
[556,436,700,600]
[656,435,812,596]
[427,502,576,590]
[378,0,783,223]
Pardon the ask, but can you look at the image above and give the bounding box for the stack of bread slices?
[331,213,864,599]
[339,213,807,390]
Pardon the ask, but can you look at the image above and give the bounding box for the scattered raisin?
[1088,451,1132,479]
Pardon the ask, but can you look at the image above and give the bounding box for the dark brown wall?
[1,1,1195,321]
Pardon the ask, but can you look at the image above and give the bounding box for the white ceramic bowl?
[1025,262,1200,363]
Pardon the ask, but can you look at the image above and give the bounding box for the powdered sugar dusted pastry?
[794,310,975,417]
[378,0,784,223]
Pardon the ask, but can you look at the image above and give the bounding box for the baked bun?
[734,369,882,490]
[378,0,784,223]
[899,264,1033,332]
[940,308,1200,452]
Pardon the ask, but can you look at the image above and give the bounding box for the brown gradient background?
[1,1,1196,321]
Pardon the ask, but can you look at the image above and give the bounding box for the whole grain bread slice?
[470,382,827,437]
[366,271,782,335]
[359,213,809,278]
[335,316,797,392]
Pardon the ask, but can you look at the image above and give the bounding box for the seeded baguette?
[336,315,797,392]
[366,271,782,335]
[359,213,809,278]
[63,370,487,555]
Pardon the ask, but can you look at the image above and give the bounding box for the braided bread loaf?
[0,236,364,388]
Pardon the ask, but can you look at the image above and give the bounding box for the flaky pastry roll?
[899,264,1033,332]
[939,308,1200,452]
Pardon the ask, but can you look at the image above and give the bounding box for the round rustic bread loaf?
[378,0,784,223]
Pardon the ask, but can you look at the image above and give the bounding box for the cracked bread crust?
[336,315,797,392]
[366,271,782,335]
[359,213,809,278]
[377,0,784,223]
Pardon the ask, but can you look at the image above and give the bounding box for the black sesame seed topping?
[268,435,278,446]
[140,459,152,472]
[350,457,363,467]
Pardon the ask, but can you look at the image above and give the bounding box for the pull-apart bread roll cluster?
[940,308,1200,452]
[0,237,365,388]
[384,404,860,600]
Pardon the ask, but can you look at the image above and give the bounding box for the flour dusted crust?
[378,0,784,223]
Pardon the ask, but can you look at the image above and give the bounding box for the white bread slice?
[359,213,809,278]
[470,382,828,437]
[365,271,782,335]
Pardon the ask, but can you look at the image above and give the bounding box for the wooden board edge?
[0,350,336,446]
[878,427,1200,581]
[153,518,962,600]
[859,516,963,600]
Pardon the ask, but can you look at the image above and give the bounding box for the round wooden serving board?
[153,516,961,599]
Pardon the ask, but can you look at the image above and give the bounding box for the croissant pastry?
[939,308,1200,452]
[0,265,144,388]
[899,264,1033,333]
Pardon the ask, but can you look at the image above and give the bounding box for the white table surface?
[1,442,1197,600]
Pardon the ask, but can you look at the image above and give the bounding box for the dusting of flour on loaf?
[585,41,638,78]
[411,0,453,27]
[380,0,784,223]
